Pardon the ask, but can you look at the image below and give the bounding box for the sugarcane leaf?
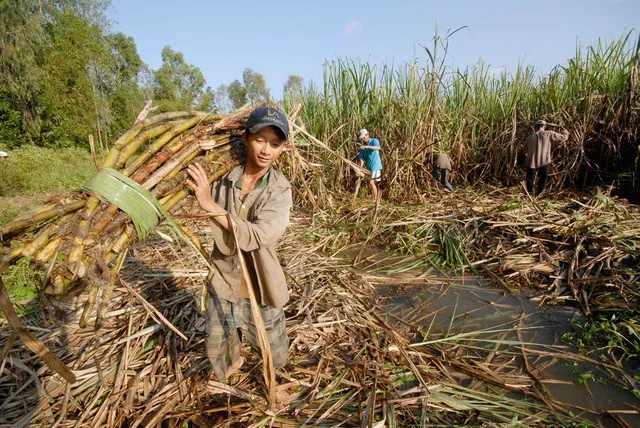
[82,173,159,241]
[81,168,184,243]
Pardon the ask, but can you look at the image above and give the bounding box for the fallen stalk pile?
[0,211,614,426]
[1,185,638,424]
[0,105,638,425]
[307,186,640,361]
[471,190,640,314]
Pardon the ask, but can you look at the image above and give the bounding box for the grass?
[0,145,99,197]
[2,257,42,302]
[0,257,42,318]
[563,309,640,365]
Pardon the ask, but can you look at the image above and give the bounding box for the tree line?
[0,0,304,149]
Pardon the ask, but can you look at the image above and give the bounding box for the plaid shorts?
[205,291,289,381]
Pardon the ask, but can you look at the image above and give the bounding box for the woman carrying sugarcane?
[186,106,292,382]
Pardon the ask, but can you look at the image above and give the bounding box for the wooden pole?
[88,134,100,171]
[227,213,276,410]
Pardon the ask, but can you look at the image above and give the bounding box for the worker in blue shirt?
[357,129,382,201]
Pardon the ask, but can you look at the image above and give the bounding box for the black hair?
[230,133,247,162]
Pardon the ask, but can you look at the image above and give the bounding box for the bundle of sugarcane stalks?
[0,105,254,382]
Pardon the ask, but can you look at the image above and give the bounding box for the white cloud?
[345,19,361,36]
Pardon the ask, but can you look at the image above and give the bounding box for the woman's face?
[244,126,286,169]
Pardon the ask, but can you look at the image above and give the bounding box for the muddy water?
[375,276,640,426]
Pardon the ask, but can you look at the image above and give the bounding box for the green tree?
[283,74,304,98]
[0,0,48,144]
[108,33,145,84]
[198,86,215,111]
[0,0,120,147]
[153,46,212,112]
[39,9,111,146]
[0,100,21,147]
[215,68,272,111]
[105,32,146,135]
[213,84,234,113]
[242,68,270,104]
[227,79,247,110]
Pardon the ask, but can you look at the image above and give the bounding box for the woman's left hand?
[186,162,222,214]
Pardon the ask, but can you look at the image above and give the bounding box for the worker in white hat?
[357,129,383,200]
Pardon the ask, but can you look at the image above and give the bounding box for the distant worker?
[357,129,382,200]
[0,151,7,160]
[523,120,569,196]
[425,151,454,192]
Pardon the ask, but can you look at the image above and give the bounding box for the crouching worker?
[186,106,292,382]
[425,151,454,192]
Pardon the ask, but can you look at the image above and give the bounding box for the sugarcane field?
[1,3,640,427]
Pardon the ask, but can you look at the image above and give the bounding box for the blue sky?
[109,0,638,99]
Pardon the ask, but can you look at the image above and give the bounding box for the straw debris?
[1,103,639,425]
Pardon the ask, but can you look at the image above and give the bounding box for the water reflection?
[374,275,640,426]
